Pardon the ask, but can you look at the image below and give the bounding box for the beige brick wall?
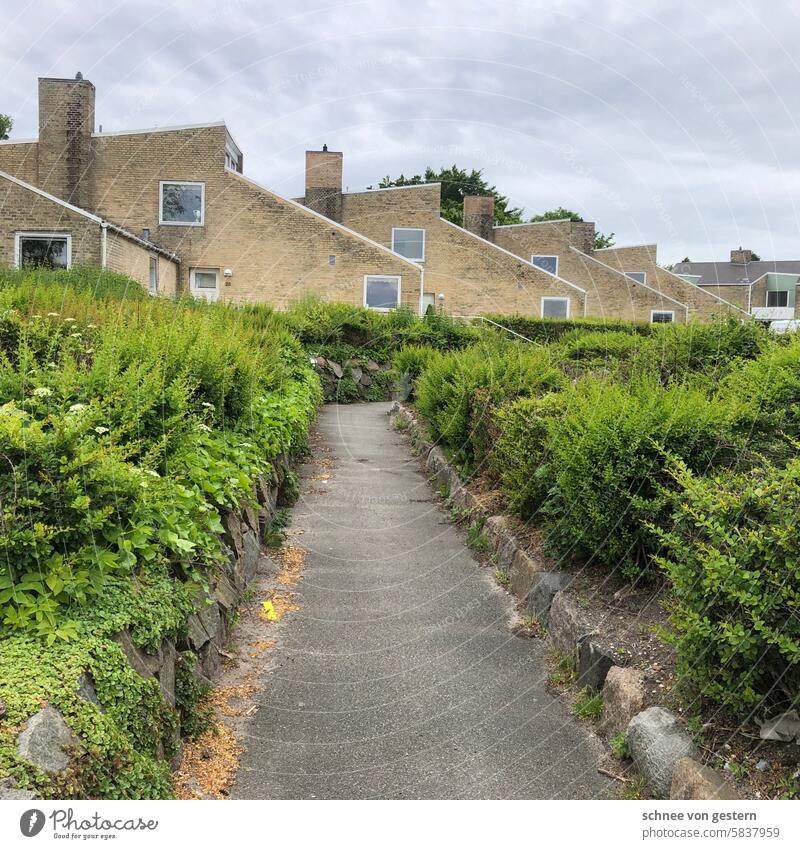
[105,230,179,295]
[339,186,586,317]
[594,245,745,319]
[86,125,420,308]
[0,176,101,268]
[494,222,686,322]
[0,141,40,184]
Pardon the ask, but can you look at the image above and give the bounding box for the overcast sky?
[3,0,799,261]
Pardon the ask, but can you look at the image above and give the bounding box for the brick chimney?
[570,221,596,254]
[304,146,343,222]
[37,75,95,209]
[731,247,752,264]
[463,195,494,242]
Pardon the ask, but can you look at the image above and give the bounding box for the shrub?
[543,378,728,576]
[557,330,644,364]
[656,458,800,718]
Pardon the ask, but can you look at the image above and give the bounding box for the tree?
[376,165,523,226]
[0,114,11,141]
[750,252,761,261]
[529,207,615,250]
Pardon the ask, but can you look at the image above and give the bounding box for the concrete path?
[233,403,613,799]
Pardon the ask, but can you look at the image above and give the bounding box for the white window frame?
[766,290,789,308]
[625,271,647,284]
[650,309,675,324]
[531,255,559,275]
[159,180,205,226]
[190,267,220,301]
[148,254,159,295]
[14,232,72,269]
[391,227,426,262]
[363,275,401,312]
[541,296,570,319]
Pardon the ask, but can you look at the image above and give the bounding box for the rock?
[367,360,380,371]
[451,485,479,514]
[575,636,618,692]
[16,706,80,773]
[0,777,36,800]
[627,707,698,797]
[113,630,162,678]
[484,516,519,569]
[359,372,372,386]
[526,572,572,625]
[425,446,447,477]
[76,672,102,709]
[221,509,244,561]
[600,666,645,737]
[670,757,740,800]
[157,641,177,707]
[547,592,590,656]
[350,366,363,384]
[328,361,343,379]
[314,357,327,367]
[508,549,541,602]
[240,529,261,585]
[213,572,238,612]
[185,613,210,651]
[759,710,800,742]
[0,697,6,720]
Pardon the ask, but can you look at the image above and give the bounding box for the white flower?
[201,402,215,409]
[32,314,42,319]
[32,387,52,397]
[47,312,59,317]
[68,403,87,413]
[85,349,94,354]
[144,470,160,477]
[198,423,212,432]
[94,426,109,434]
[70,332,82,338]
[64,317,76,324]
[87,324,97,329]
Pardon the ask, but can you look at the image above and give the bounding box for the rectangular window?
[391,228,425,261]
[532,255,558,275]
[767,290,789,307]
[364,275,401,311]
[148,255,158,295]
[160,181,205,225]
[190,268,219,302]
[651,310,675,323]
[625,271,647,284]
[541,296,569,318]
[15,233,71,269]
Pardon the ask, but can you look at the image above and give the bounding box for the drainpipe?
[747,282,752,314]
[101,222,108,269]
[419,268,425,316]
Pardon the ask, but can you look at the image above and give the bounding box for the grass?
[610,732,629,760]
[494,568,511,589]
[466,519,490,553]
[622,774,648,800]
[547,650,576,687]
[572,688,603,720]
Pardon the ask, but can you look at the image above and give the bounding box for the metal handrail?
[460,315,537,344]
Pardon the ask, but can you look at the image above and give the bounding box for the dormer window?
[160,181,205,226]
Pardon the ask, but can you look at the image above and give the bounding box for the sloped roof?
[674,260,800,286]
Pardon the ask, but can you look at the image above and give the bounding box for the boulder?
[157,641,177,707]
[627,707,698,797]
[350,366,363,384]
[359,372,372,386]
[328,361,343,379]
[484,516,519,569]
[600,666,645,737]
[185,613,211,652]
[527,572,572,625]
[16,706,80,773]
[0,777,36,800]
[366,360,380,371]
[213,572,238,612]
[508,549,541,603]
[575,636,618,692]
[113,630,162,678]
[670,757,740,800]
[240,529,261,585]
[547,592,589,656]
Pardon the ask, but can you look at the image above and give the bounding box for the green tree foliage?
[377,165,523,226]
[529,207,615,250]
[0,114,11,140]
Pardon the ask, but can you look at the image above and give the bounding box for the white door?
[422,292,435,314]
[190,268,219,301]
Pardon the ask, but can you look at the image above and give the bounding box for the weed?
[610,732,629,760]
[466,519,490,553]
[494,568,511,589]
[572,688,603,720]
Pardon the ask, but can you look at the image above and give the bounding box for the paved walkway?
[233,403,613,799]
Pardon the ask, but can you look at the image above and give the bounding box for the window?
[532,255,558,275]
[767,290,789,307]
[391,228,425,261]
[625,271,647,284]
[160,181,205,225]
[15,233,71,269]
[541,297,569,318]
[148,255,158,295]
[651,310,674,323]
[190,268,219,302]
[364,275,401,311]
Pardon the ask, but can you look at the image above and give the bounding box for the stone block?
[16,706,80,773]
[627,707,698,798]
[670,757,740,800]
[575,636,617,692]
[76,672,102,709]
[508,549,542,603]
[600,666,645,738]
[547,592,590,656]
[527,572,572,625]
[113,630,162,678]
[0,777,36,800]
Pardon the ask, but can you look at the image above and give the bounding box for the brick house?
[674,249,800,329]
[0,73,744,323]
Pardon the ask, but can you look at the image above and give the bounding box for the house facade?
[0,73,745,323]
[674,249,800,328]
